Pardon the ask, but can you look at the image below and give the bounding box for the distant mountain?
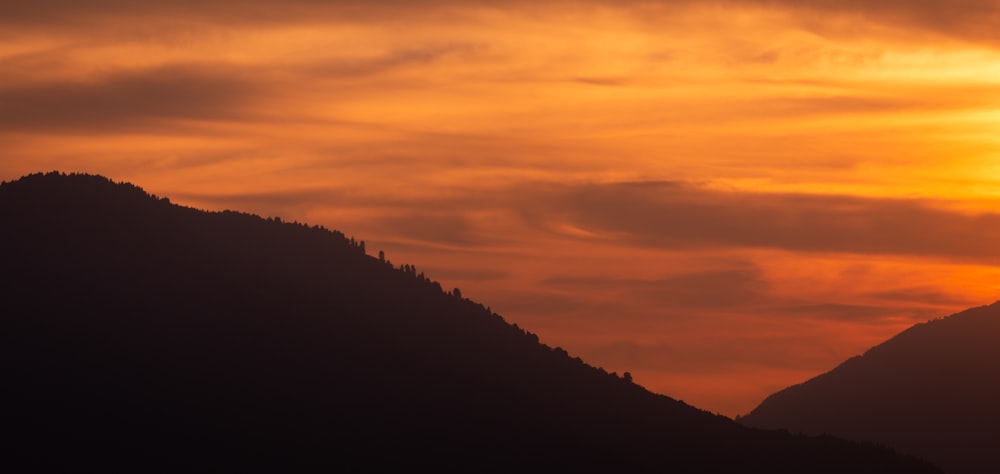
[741,302,1000,474]
[1,171,939,472]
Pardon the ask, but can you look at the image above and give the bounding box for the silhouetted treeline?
[0,172,941,473]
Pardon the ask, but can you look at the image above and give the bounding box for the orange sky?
[4,0,1000,416]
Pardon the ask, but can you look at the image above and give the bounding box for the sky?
[4,0,1000,417]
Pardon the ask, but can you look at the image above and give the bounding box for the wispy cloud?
[179,179,1000,261]
[4,0,1000,418]
[533,182,1000,261]
[544,265,768,309]
[0,64,263,131]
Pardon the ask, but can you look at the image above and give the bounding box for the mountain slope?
[1,171,940,472]
[741,302,1000,474]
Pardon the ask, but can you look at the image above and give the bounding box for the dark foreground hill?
[1,172,939,472]
[741,302,1000,474]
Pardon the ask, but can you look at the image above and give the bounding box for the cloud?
[769,303,891,322]
[532,182,1000,262]
[866,287,980,306]
[756,0,1000,42]
[3,0,998,421]
[5,0,998,46]
[750,96,922,117]
[0,64,262,132]
[0,1,483,30]
[373,212,484,246]
[305,44,488,79]
[175,179,1000,263]
[543,264,768,309]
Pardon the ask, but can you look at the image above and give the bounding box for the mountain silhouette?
[741,302,1000,474]
[1,171,940,472]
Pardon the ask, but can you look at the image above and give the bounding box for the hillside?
[1,171,940,472]
[741,302,1000,474]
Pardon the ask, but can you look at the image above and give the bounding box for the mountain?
[1,171,940,472]
[741,302,1000,474]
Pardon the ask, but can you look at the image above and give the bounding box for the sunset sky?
[4,0,1000,416]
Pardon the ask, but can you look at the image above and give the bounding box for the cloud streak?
[543,265,769,310]
[0,0,1000,45]
[0,64,263,131]
[180,179,1000,263]
[4,0,1000,419]
[535,182,1000,262]
[4,0,999,45]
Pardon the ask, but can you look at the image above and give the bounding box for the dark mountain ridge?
[1,171,940,472]
[741,301,1000,474]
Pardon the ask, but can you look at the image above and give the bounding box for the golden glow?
[4,1,1000,416]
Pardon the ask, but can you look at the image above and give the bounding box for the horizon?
[4,0,1000,417]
